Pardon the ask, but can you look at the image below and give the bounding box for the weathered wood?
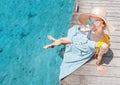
[110,36,120,42]
[110,42,120,50]
[77,0,120,4]
[110,31,120,36]
[73,65,120,77]
[112,49,120,57]
[61,74,120,85]
[61,0,120,84]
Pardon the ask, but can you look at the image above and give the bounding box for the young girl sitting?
[43,7,114,80]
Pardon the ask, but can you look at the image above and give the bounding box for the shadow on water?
[0,48,3,53]
[58,47,66,59]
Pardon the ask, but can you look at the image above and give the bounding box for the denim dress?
[59,25,96,80]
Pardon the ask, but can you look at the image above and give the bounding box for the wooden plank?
[73,65,120,78]
[77,4,120,10]
[110,36,120,43]
[76,8,120,16]
[110,31,120,36]
[110,42,120,50]
[77,0,120,4]
[61,74,120,85]
[111,49,120,57]
[77,3,120,8]
[78,6,120,11]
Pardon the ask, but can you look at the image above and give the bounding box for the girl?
[43,7,114,80]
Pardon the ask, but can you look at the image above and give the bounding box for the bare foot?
[96,65,106,74]
[48,35,56,42]
[43,44,54,49]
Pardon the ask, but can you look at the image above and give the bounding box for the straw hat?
[78,7,115,33]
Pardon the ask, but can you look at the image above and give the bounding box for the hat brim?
[78,13,115,33]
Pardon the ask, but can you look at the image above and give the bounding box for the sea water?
[0,0,74,85]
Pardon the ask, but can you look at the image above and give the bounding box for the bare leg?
[43,37,71,49]
[48,35,57,42]
[43,40,62,49]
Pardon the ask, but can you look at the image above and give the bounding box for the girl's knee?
[100,43,109,53]
[102,43,109,49]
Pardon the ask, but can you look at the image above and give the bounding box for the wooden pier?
[61,0,120,85]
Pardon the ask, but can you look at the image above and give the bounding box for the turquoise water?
[0,0,74,85]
